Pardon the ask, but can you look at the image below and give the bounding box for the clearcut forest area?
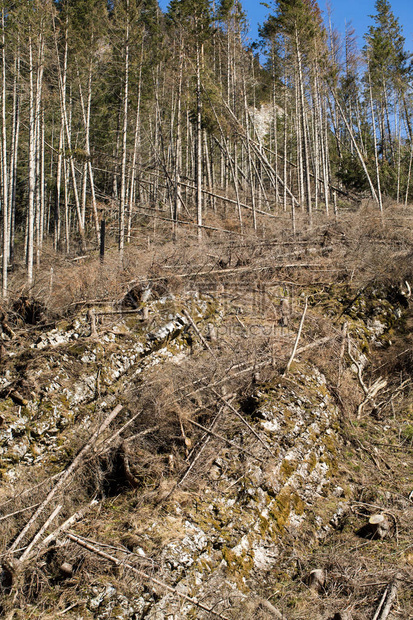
[0,1,412,619]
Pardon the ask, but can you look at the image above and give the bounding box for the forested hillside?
[0,0,412,297]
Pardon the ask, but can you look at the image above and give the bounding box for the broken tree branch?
[182,308,213,353]
[212,389,274,457]
[187,418,264,463]
[19,504,63,562]
[8,404,123,555]
[284,297,308,375]
[372,574,401,620]
[41,499,99,550]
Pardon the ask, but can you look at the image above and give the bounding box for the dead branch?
[95,309,144,316]
[122,425,160,445]
[372,574,401,620]
[94,409,144,453]
[8,404,123,555]
[357,377,388,418]
[187,418,264,463]
[212,389,274,457]
[284,297,308,375]
[161,407,226,501]
[41,499,99,549]
[0,503,41,523]
[295,335,335,354]
[19,504,63,562]
[182,308,213,353]
[347,338,387,417]
[67,533,231,620]
[0,472,63,511]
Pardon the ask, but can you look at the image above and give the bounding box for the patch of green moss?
[279,458,297,482]
[222,543,254,578]
[306,452,318,474]
[269,487,293,532]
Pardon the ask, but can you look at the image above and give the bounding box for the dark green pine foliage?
[167,0,212,43]
[364,0,410,96]
[270,0,322,49]
[364,0,412,194]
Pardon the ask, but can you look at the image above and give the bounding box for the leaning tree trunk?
[368,66,383,213]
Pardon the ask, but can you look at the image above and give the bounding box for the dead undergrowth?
[0,206,412,619]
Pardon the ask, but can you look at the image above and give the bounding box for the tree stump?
[307,568,325,592]
[280,297,290,328]
[60,562,73,577]
[368,514,390,539]
[87,309,98,339]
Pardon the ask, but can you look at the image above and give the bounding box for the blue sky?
[157,0,413,52]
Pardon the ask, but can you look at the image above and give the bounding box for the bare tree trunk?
[332,90,379,205]
[54,22,86,251]
[173,34,183,238]
[296,30,312,226]
[27,36,36,285]
[128,38,144,243]
[8,47,20,265]
[368,67,383,213]
[242,71,256,230]
[196,40,203,240]
[35,35,44,268]
[77,56,99,243]
[1,10,8,298]
[405,141,413,206]
[119,0,130,258]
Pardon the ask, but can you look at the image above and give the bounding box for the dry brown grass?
[1,205,413,618]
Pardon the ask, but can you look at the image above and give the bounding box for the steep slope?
[0,215,412,620]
